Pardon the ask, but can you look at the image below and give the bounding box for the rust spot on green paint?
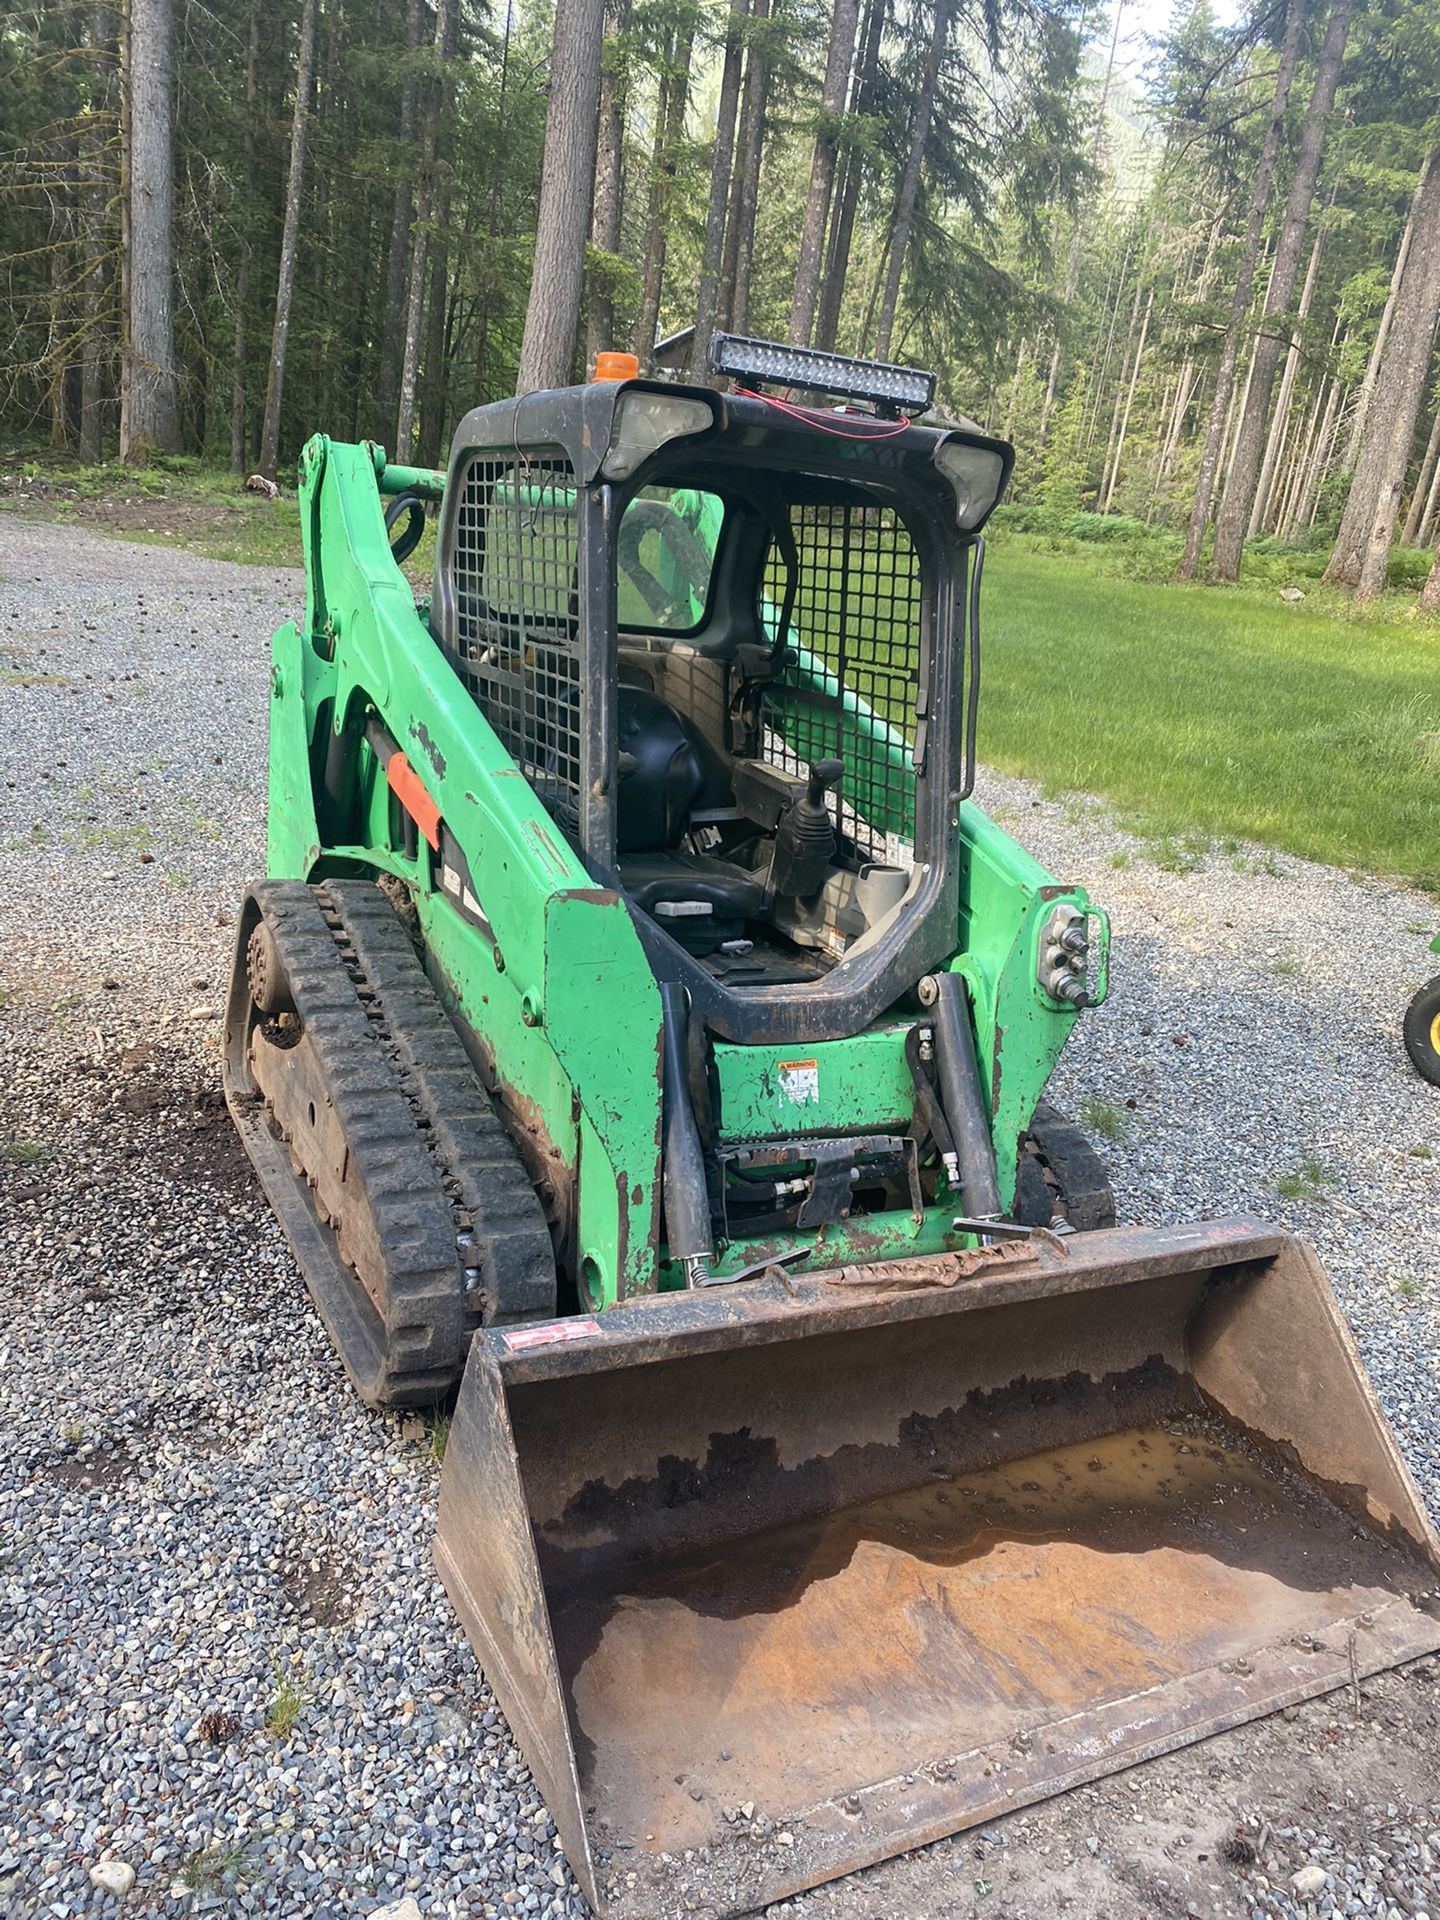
[555,887,624,908]
[410,718,447,780]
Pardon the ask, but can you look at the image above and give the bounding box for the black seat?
[615,687,764,938]
[619,851,765,921]
[616,685,711,853]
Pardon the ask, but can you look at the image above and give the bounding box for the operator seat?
[615,686,765,940]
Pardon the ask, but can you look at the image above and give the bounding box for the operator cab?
[609,478,912,986]
[432,333,1012,1038]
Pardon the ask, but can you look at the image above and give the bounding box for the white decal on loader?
[779,1059,820,1105]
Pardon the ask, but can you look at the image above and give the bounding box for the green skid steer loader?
[225,333,1440,1919]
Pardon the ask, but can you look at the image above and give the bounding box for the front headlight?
[933,437,1008,531]
[601,392,716,481]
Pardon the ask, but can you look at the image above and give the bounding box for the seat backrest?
[616,686,709,853]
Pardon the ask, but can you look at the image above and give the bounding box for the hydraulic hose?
[928,970,1002,1220]
[659,981,713,1285]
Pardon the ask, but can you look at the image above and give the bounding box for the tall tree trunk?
[1326,145,1440,596]
[258,0,319,479]
[516,0,607,393]
[1037,0,1124,447]
[871,0,951,361]
[633,15,696,366]
[1002,336,1027,440]
[397,0,459,457]
[1221,319,1263,494]
[1211,0,1352,580]
[814,0,885,354]
[632,61,673,358]
[1175,0,1306,579]
[1302,365,1346,529]
[1281,391,1319,531]
[1417,444,1440,549]
[1275,316,1340,533]
[419,177,453,464]
[118,0,131,429]
[1413,412,1440,548]
[120,0,180,460]
[1249,188,1332,535]
[787,0,863,346]
[79,6,110,462]
[1080,238,1134,454]
[1100,287,1152,512]
[473,0,514,398]
[1342,200,1414,473]
[690,0,751,377]
[586,0,631,369]
[228,1,259,472]
[1151,361,1196,506]
[48,187,74,451]
[376,0,427,443]
[721,0,770,332]
[1401,400,1440,546]
[1420,541,1440,613]
[1150,217,1221,511]
[1095,273,1143,477]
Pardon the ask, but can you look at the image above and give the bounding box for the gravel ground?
[2,516,1438,1920]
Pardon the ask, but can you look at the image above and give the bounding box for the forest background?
[6,0,1440,877]
[8,0,1440,599]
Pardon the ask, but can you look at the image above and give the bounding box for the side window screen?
[759,502,922,855]
[617,486,722,632]
[451,455,583,831]
[474,468,579,625]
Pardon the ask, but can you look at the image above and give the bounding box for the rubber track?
[243,880,553,1406]
[1014,1100,1117,1232]
[319,881,555,1325]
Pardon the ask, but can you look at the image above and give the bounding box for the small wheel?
[246,919,294,1016]
[1403,974,1440,1086]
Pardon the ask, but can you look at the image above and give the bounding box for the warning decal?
[778,1059,820,1105]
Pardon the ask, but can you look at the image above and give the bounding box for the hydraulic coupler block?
[1038,902,1101,1008]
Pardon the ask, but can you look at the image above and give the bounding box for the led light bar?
[708,331,936,416]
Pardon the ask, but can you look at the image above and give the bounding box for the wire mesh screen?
[760,503,921,859]
[449,455,582,834]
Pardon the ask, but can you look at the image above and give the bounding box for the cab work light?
[708,331,936,416]
[933,436,1009,531]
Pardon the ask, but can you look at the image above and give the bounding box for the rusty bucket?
[434,1218,1440,1918]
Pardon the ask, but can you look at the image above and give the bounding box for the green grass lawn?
[5,454,1437,884]
[0,456,306,567]
[981,539,1440,884]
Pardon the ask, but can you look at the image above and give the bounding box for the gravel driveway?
[2,517,1438,1920]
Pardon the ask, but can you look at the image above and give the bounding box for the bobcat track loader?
[224,333,1440,1919]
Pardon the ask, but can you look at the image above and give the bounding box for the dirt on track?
[1,513,1438,1920]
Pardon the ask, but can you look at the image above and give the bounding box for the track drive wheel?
[1403,974,1440,1087]
[223,878,556,1408]
[1012,1101,1117,1231]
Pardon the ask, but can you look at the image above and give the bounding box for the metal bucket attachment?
[434,1219,1440,1918]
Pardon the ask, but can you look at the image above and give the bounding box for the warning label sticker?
[778,1059,820,1105]
[501,1317,603,1352]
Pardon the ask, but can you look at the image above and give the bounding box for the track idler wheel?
[245,919,294,1016]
